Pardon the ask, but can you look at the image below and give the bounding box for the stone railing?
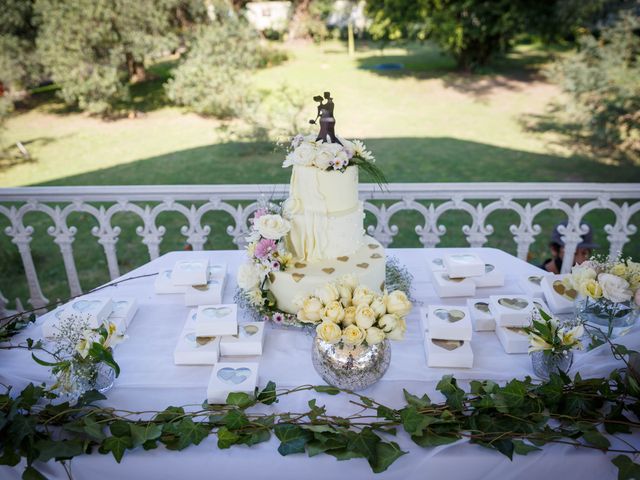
[0,183,638,309]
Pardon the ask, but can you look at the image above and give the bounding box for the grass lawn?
[0,41,639,306]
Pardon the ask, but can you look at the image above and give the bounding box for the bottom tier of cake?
[269,235,386,314]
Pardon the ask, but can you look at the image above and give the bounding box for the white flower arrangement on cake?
[237,207,293,311]
[282,135,386,187]
[294,275,412,346]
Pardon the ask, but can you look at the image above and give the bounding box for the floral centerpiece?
[33,314,125,400]
[296,275,412,390]
[524,308,583,379]
[563,257,640,339]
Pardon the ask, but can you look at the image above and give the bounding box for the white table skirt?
[2,247,639,480]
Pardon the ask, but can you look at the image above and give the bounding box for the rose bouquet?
[295,275,412,347]
[564,257,640,338]
[237,207,293,314]
[282,134,386,187]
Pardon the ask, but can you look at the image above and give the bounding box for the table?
[2,248,639,480]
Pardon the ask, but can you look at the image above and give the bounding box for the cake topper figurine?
[309,91,342,145]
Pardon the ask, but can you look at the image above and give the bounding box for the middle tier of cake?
[269,235,386,314]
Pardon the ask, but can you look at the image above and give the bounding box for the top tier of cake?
[283,165,365,263]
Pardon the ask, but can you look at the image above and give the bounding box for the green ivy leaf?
[239,429,270,446]
[99,435,133,463]
[612,455,640,480]
[326,448,364,461]
[403,389,431,409]
[346,427,380,462]
[217,426,241,449]
[130,422,162,447]
[436,376,465,411]
[35,439,85,462]
[582,429,611,450]
[411,430,459,448]
[226,392,255,409]
[399,406,430,435]
[512,440,541,455]
[223,409,249,430]
[313,385,340,395]
[82,417,105,441]
[154,406,185,423]
[175,418,210,450]
[376,405,397,421]
[274,424,313,456]
[21,465,47,480]
[88,342,120,377]
[0,448,20,466]
[109,420,131,438]
[371,441,407,473]
[75,390,107,407]
[257,381,278,405]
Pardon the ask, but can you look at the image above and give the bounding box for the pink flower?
[273,312,285,323]
[254,238,276,259]
[271,260,281,270]
[251,208,268,224]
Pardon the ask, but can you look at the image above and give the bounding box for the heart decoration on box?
[112,301,128,314]
[498,297,529,310]
[528,275,543,285]
[432,339,464,351]
[217,367,252,385]
[434,308,465,323]
[193,284,209,291]
[450,254,477,263]
[72,300,102,313]
[474,302,491,314]
[432,258,444,267]
[163,270,172,279]
[186,332,216,347]
[202,307,232,319]
[442,274,464,283]
[484,264,495,273]
[552,281,577,300]
[240,325,259,337]
[177,262,205,271]
[507,327,527,336]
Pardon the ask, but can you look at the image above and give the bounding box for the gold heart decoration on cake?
[380,281,385,291]
[337,256,349,262]
[528,275,543,285]
[268,273,275,284]
[294,262,306,269]
[552,280,577,300]
[498,297,528,310]
[441,273,464,283]
[292,273,305,283]
[434,308,465,323]
[322,268,335,274]
[474,302,491,314]
[368,244,379,249]
[370,253,382,259]
[432,339,464,351]
[507,327,528,336]
[356,263,369,269]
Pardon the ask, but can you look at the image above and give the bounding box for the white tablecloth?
[2,248,639,480]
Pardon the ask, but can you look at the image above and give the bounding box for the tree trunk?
[288,0,312,41]
[126,52,147,83]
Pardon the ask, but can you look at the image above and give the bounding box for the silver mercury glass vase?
[311,336,391,391]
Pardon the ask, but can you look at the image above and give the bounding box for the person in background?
[541,221,599,274]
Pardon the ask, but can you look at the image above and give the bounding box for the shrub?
[550,14,640,162]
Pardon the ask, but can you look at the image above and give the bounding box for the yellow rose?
[322,301,345,323]
[315,283,339,305]
[610,263,627,277]
[583,279,603,299]
[385,290,412,317]
[365,327,386,345]
[343,306,357,326]
[342,324,366,346]
[337,284,353,307]
[301,296,323,323]
[352,286,374,307]
[370,296,386,317]
[338,274,359,290]
[316,321,342,344]
[355,305,376,329]
[378,313,398,333]
[386,317,406,341]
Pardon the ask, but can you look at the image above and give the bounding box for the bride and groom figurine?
[310,92,342,145]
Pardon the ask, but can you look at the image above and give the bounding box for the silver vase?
[531,350,573,380]
[311,336,391,391]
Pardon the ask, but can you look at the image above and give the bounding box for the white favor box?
[532,298,552,318]
[185,308,198,327]
[431,270,476,298]
[540,274,576,314]
[195,304,237,337]
[208,263,227,281]
[61,297,112,328]
[207,362,259,404]
[185,279,224,306]
[444,253,485,278]
[426,305,472,341]
[489,295,534,327]
[174,330,220,365]
[171,259,209,286]
[425,337,474,368]
[154,269,187,294]
[472,263,505,288]
[466,298,496,331]
[427,257,446,272]
[419,307,430,335]
[519,273,550,297]
[220,322,265,356]
[107,297,138,328]
[495,325,529,354]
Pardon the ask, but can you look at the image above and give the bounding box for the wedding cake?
[268,94,386,314]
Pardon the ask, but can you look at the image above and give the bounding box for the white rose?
[352,286,374,307]
[337,284,352,307]
[355,305,376,329]
[300,296,324,323]
[598,273,632,303]
[378,313,399,333]
[385,290,412,317]
[316,321,342,344]
[315,283,339,305]
[567,265,597,291]
[343,306,357,326]
[255,214,291,240]
[339,274,359,290]
[237,263,261,290]
[342,324,366,346]
[314,144,334,170]
[386,317,406,341]
[366,327,385,345]
[283,142,316,168]
[370,297,386,317]
[322,301,345,323]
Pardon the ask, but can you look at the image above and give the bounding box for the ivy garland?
[1,311,640,478]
